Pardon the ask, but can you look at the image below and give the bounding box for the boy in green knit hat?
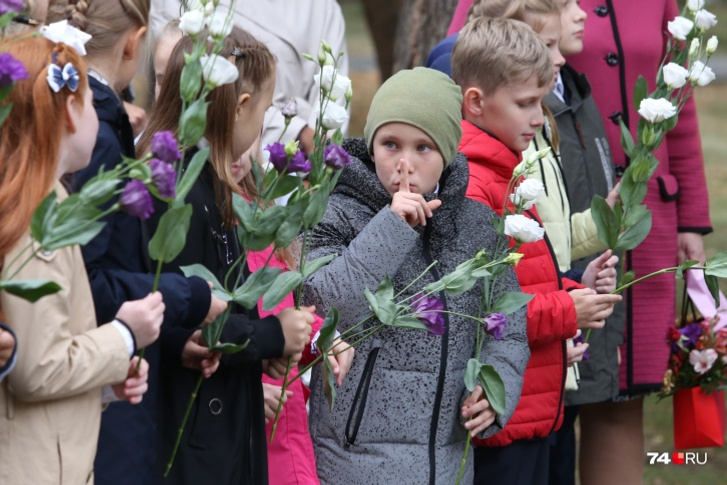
[302,66,529,484]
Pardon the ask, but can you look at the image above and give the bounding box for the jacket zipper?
[344,341,381,448]
[525,209,568,435]
[423,224,450,485]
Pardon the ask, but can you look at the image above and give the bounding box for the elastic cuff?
[183,276,213,329]
[677,226,713,235]
[112,318,136,356]
[253,315,285,359]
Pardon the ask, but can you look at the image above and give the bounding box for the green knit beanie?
[364,67,463,167]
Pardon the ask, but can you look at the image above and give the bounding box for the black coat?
[73,77,211,485]
[152,163,285,484]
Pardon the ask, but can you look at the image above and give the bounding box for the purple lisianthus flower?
[149,158,177,199]
[412,293,445,336]
[288,150,311,173]
[265,142,289,172]
[572,331,590,361]
[324,143,352,170]
[0,0,23,16]
[0,53,28,89]
[677,322,703,350]
[484,313,507,340]
[151,131,182,164]
[281,98,298,119]
[120,179,154,220]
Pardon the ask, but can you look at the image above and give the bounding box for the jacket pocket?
[344,342,381,448]
[657,174,680,202]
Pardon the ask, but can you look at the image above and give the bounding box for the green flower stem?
[135,257,165,374]
[1,240,34,279]
[455,421,473,485]
[164,372,204,477]
[393,259,439,299]
[268,354,293,443]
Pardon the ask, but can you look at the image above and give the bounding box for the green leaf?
[491,291,534,316]
[147,204,193,263]
[363,287,378,315]
[705,274,721,307]
[175,148,208,203]
[0,103,12,127]
[619,118,634,158]
[705,252,727,278]
[180,264,232,302]
[178,98,208,147]
[262,174,301,201]
[619,270,636,287]
[392,314,429,331]
[373,297,398,326]
[622,204,649,228]
[300,254,335,280]
[471,267,492,278]
[262,271,303,311]
[30,191,57,243]
[619,172,647,208]
[274,202,305,248]
[614,210,652,251]
[323,353,337,410]
[675,260,700,279]
[628,157,652,184]
[331,129,344,146]
[78,178,119,206]
[209,340,250,354]
[464,358,482,392]
[317,308,339,355]
[375,275,394,301]
[0,279,62,302]
[232,266,282,309]
[302,188,330,228]
[180,59,203,103]
[632,76,648,114]
[43,221,106,251]
[590,195,620,249]
[478,364,506,415]
[233,194,258,229]
[663,112,679,132]
[257,206,288,237]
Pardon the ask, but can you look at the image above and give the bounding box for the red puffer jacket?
[460,120,580,446]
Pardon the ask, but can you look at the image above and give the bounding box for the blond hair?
[468,0,561,32]
[452,16,554,94]
[48,0,150,59]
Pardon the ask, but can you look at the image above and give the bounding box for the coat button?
[614,165,625,177]
[595,5,609,17]
[209,398,223,415]
[608,111,622,125]
[606,52,619,66]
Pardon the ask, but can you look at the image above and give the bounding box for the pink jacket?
[447,0,474,35]
[568,0,711,391]
[248,248,322,485]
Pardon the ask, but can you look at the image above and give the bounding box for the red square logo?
[673,452,685,465]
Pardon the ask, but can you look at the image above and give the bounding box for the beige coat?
[150,0,349,146]
[0,184,129,485]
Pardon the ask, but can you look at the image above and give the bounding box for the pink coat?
[568,0,712,391]
[248,248,322,485]
[447,0,474,35]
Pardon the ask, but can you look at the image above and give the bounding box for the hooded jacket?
[302,138,529,484]
[460,120,581,446]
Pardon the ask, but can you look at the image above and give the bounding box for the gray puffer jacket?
[302,138,529,485]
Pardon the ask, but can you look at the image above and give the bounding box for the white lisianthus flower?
[638,98,677,123]
[513,147,551,177]
[320,102,348,130]
[662,62,689,89]
[689,61,716,86]
[345,83,353,103]
[707,36,719,55]
[687,0,705,11]
[689,38,701,57]
[689,348,718,374]
[694,9,718,31]
[503,214,545,243]
[510,178,545,210]
[314,66,351,101]
[179,9,206,36]
[200,54,239,87]
[208,11,233,37]
[667,16,694,40]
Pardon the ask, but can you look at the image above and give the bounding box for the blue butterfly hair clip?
[47,61,79,93]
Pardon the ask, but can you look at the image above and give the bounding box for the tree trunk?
[360,0,402,80]
[392,0,458,73]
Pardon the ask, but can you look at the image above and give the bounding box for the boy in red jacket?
[451,17,622,484]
